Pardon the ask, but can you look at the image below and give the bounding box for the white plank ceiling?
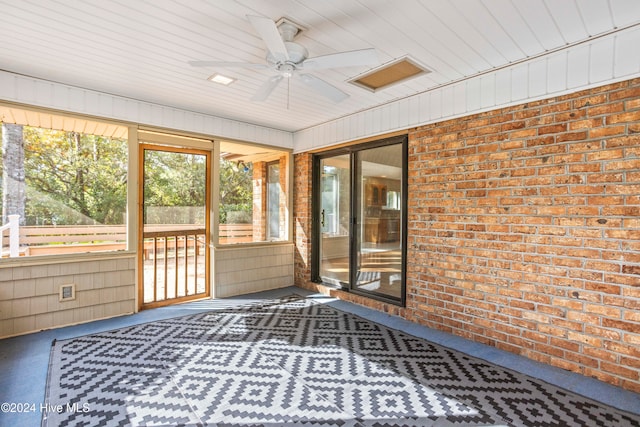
[0,0,639,133]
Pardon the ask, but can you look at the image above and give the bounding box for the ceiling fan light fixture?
[279,63,295,78]
[207,73,236,85]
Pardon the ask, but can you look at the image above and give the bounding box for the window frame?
[0,103,132,261]
[216,141,292,247]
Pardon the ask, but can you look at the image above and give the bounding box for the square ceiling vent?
[349,56,431,92]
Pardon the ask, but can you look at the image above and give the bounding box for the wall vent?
[349,56,431,92]
[59,284,76,302]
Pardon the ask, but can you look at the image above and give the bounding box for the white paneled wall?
[0,71,293,149]
[294,26,640,152]
[0,254,135,338]
[213,244,294,298]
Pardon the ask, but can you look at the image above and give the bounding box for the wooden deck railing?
[1,223,254,257]
[0,215,20,258]
[14,225,126,256]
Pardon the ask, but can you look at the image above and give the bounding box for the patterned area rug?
[43,295,640,426]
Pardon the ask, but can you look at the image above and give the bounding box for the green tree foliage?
[143,149,207,224]
[1,125,127,226]
[219,159,252,224]
[1,122,255,228]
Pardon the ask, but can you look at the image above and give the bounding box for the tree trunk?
[2,123,26,225]
[71,132,91,223]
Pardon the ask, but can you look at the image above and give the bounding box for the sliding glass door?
[313,136,406,305]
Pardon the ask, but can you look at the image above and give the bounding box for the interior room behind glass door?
[354,144,403,300]
[319,154,350,286]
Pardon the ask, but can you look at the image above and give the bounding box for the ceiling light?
[208,73,236,85]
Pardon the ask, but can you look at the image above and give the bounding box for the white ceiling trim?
[293,24,640,152]
[0,70,294,149]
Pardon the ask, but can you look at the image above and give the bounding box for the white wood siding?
[213,244,294,298]
[0,255,135,338]
[0,70,293,149]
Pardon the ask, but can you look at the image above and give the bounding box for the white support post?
[8,214,19,258]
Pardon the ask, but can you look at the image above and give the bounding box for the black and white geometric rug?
[43,295,640,426]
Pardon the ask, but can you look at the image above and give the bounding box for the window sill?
[0,250,135,268]
[213,240,293,250]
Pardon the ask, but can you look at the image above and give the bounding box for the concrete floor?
[1,286,638,426]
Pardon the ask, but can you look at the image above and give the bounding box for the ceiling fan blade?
[251,75,283,102]
[302,48,378,70]
[247,15,289,62]
[299,74,349,103]
[188,60,267,69]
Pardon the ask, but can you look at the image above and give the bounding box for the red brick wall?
[294,153,313,285]
[293,78,640,392]
[407,78,640,392]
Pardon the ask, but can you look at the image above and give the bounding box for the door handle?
[321,209,325,228]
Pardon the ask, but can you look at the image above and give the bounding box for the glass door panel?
[319,154,350,287]
[267,162,281,240]
[354,144,403,300]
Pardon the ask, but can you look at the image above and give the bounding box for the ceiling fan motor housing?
[266,41,308,70]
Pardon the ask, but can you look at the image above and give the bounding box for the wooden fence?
[217,224,254,244]
[2,223,254,257]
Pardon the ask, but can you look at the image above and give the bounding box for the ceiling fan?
[189,15,378,103]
